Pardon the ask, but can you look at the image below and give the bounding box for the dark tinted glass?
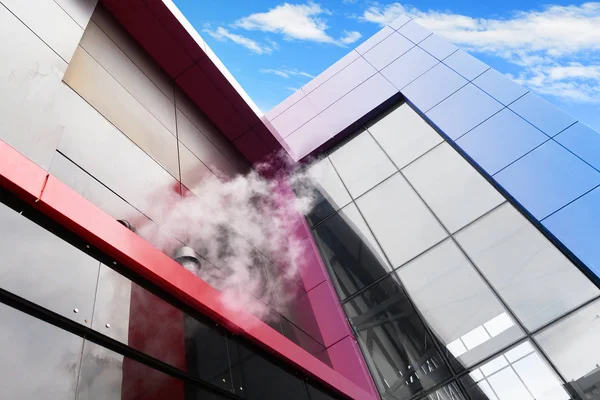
[237,342,309,400]
[419,382,468,400]
[306,381,337,400]
[0,302,83,400]
[343,275,452,399]
[313,212,390,300]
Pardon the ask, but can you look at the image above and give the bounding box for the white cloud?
[205,27,273,54]
[236,2,361,46]
[260,68,315,79]
[361,3,600,105]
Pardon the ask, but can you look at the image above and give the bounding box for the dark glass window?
[343,275,452,399]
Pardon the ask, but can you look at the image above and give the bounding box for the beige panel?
[91,4,174,102]
[177,109,238,178]
[80,21,176,134]
[178,143,217,197]
[64,46,179,178]
[175,88,249,172]
[1,0,84,62]
[54,0,96,29]
[54,83,181,230]
[0,5,67,170]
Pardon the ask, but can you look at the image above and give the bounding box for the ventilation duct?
[173,246,201,274]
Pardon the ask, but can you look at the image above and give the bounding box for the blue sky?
[173,0,600,132]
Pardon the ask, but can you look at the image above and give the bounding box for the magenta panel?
[296,237,329,292]
[232,128,271,164]
[328,336,378,397]
[307,281,353,347]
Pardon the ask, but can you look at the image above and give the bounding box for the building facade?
[1,1,600,400]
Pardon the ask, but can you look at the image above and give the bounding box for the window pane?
[397,239,524,370]
[0,302,83,400]
[329,131,396,199]
[368,103,443,170]
[305,157,352,226]
[344,275,452,399]
[535,298,600,398]
[420,381,468,400]
[312,203,391,300]
[403,143,504,233]
[455,203,599,331]
[461,341,569,400]
[0,198,100,325]
[356,173,447,268]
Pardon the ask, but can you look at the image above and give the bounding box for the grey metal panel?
[178,141,218,196]
[175,88,249,172]
[0,4,67,170]
[0,200,100,325]
[54,0,96,29]
[176,109,238,178]
[0,302,83,400]
[49,152,151,226]
[91,3,175,102]
[55,83,180,227]
[80,21,177,135]
[1,0,84,62]
[64,46,180,179]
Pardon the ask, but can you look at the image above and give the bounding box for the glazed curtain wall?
[0,187,343,400]
[308,102,600,400]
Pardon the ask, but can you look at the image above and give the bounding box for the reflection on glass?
[343,275,452,399]
[305,157,352,226]
[313,204,392,300]
[329,131,396,199]
[455,203,599,331]
[461,341,569,400]
[421,382,467,400]
[0,302,83,400]
[398,239,524,371]
[535,298,600,399]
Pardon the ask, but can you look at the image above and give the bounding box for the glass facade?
[0,187,343,400]
[308,101,600,400]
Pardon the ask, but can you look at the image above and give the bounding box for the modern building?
[1,1,600,400]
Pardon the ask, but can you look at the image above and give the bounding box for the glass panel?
[312,203,391,299]
[418,34,458,60]
[420,382,468,400]
[0,302,83,400]
[236,342,309,400]
[398,20,431,43]
[402,63,467,112]
[473,69,528,106]
[461,341,569,400]
[368,103,443,169]
[92,263,239,393]
[380,47,438,91]
[554,122,600,171]
[0,197,100,325]
[543,186,600,278]
[329,131,396,199]
[344,275,452,399]
[306,381,338,400]
[397,239,524,370]
[425,83,504,140]
[443,50,489,81]
[494,140,600,220]
[508,92,576,137]
[363,32,414,70]
[455,203,599,331]
[356,173,447,268]
[76,340,229,399]
[535,298,600,398]
[456,108,548,175]
[306,157,352,226]
[403,143,504,233]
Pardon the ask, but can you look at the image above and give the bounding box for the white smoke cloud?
[137,152,320,325]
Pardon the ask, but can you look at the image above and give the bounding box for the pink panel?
[176,66,248,140]
[297,237,328,292]
[306,281,352,347]
[252,123,284,152]
[233,129,271,164]
[101,0,193,78]
[328,336,378,397]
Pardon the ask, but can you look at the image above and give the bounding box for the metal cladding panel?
[473,68,529,106]
[442,49,489,80]
[509,92,577,137]
[418,34,458,60]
